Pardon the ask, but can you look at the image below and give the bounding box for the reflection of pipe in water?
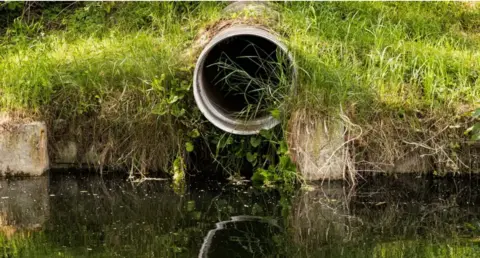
[0,177,49,237]
[199,215,281,258]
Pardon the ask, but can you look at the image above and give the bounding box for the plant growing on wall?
[466,108,480,142]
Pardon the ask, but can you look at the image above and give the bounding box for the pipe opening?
[202,35,292,119]
[194,27,295,134]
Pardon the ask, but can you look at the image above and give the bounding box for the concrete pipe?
[193,26,296,135]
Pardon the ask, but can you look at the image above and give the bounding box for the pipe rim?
[193,25,296,135]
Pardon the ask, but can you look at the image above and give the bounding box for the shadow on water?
[1,172,480,257]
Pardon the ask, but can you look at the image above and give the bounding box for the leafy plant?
[466,108,480,142]
[208,126,296,188]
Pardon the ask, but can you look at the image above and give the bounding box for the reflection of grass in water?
[284,240,480,258]
[0,177,285,257]
[284,179,480,258]
[373,240,480,258]
[208,41,293,121]
[3,178,480,257]
[3,232,478,258]
[0,231,100,257]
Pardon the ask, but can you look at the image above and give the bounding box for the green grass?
[0,2,225,175]
[0,2,479,176]
[279,2,479,111]
[207,44,293,121]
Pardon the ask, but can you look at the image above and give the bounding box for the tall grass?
[0,2,478,175]
[0,2,225,175]
[278,2,479,113]
[207,43,294,121]
[274,2,479,173]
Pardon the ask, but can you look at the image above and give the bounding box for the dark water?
[1,173,480,257]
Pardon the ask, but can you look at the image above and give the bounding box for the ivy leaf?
[226,136,234,145]
[473,108,480,119]
[250,137,262,148]
[168,95,179,104]
[180,80,191,91]
[171,107,185,117]
[251,168,266,185]
[471,133,480,141]
[471,123,480,141]
[246,152,257,164]
[270,109,281,120]
[259,129,273,139]
[277,141,289,155]
[152,103,168,116]
[189,129,200,138]
[185,142,194,152]
[466,123,480,141]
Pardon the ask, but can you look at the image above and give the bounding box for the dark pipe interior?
[202,35,290,118]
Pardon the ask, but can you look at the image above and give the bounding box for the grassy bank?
[0,2,479,182]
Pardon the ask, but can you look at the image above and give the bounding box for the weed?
[466,108,480,142]
[207,42,294,121]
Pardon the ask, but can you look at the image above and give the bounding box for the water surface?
[1,173,480,257]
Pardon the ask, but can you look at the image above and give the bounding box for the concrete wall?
[0,115,49,176]
[288,110,354,181]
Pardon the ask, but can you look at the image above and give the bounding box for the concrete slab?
[289,110,353,181]
[0,120,49,176]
